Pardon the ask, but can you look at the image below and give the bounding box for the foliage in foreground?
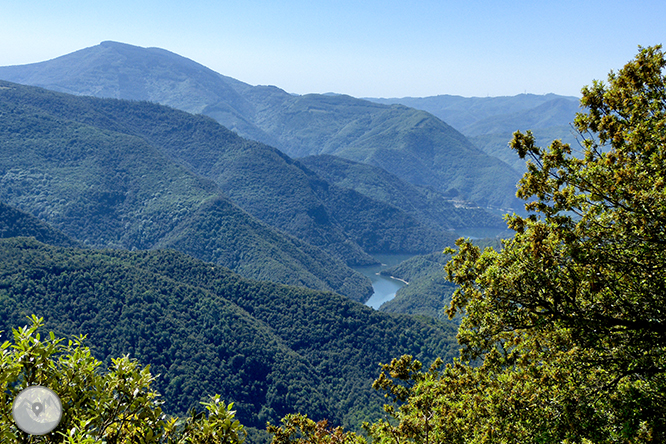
[0,316,246,443]
[268,45,666,443]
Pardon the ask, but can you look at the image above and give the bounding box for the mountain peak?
[99,40,130,47]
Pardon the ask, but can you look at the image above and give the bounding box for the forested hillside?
[0,237,459,438]
[74,97,462,259]
[0,81,374,301]
[298,154,504,230]
[0,201,78,247]
[0,80,472,268]
[0,41,523,210]
[275,45,665,443]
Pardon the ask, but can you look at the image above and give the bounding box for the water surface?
[355,254,413,310]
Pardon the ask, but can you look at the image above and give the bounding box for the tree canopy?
[447,44,666,392]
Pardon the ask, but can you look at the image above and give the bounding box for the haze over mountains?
[369,93,581,173]
[0,41,530,210]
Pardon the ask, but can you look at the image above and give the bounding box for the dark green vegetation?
[5,38,661,444]
[370,93,581,174]
[0,41,523,210]
[0,201,78,248]
[0,237,459,439]
[427,46,666,442]
[0,80,480,267]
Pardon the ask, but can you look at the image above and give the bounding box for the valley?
[0,41,567,443]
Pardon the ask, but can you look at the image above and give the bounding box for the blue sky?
[1,1,664,98]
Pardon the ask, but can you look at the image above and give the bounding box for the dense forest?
[297,154,502,230]
[2,79,474,302]
[0,237,458,439]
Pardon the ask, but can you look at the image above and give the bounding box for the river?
[354,254,413,309]
[357,227,513,309]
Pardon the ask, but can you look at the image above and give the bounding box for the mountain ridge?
[367,93,582,174]
[0,41,523,210]
[0,201,79,247]
[367,93,580,131]
[298,155,504,230]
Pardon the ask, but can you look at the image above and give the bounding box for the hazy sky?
[1,1,664,98]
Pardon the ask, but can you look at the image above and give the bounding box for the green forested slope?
[298,154,504,230]
[0,201,78,247]
[155,197,371,297]
[0,41,275,146]
[0,81,372,300]
[0,41,523,210]
[0,237,458,436]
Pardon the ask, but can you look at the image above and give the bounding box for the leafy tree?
[0,316,246,443]
[447,45,666,439]
[339,45,666,444]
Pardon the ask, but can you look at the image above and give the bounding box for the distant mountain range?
[368,94,582,173]
[0,41,525,210]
